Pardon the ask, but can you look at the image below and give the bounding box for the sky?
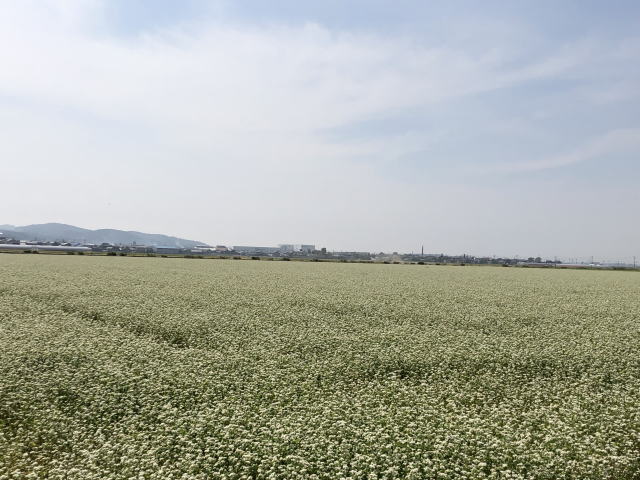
[1,0,639,260]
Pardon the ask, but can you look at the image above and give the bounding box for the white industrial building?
[233,244,316,254]
[233,246,280,254]
[278,244,315,253]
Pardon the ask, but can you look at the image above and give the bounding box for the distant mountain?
[0,223,208,248]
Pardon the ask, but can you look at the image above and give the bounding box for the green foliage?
[1,257,639,479]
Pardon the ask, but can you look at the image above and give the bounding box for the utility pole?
[634,256,636,269]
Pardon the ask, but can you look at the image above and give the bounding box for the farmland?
[1,255,639,479]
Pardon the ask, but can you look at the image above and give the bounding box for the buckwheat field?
[1,255,639,480]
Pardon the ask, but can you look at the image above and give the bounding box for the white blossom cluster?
[1,255,639,479]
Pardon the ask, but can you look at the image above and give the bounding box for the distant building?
[278,244,315,253]
[332,251,372,260]
[188,245,214,254]
[233,246,280,254]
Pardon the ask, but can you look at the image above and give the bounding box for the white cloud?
[0,1,605,152]
[494,128,640,172]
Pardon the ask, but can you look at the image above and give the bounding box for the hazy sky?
[2,1,639,259]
